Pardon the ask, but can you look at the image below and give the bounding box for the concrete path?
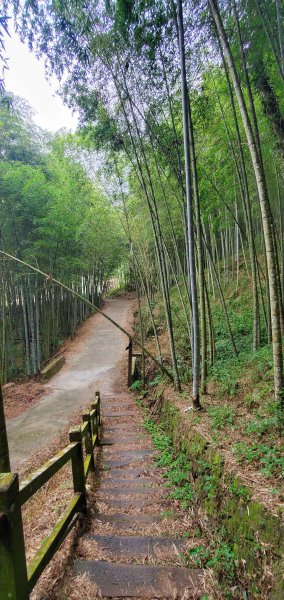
[7,296,133,469]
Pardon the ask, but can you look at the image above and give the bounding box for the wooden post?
[82,414,95,471]
[94,391,101,444]
[68,428,86,512]
[95,390,101,424]
[0,384,11,472]
[90,406,98,439]
[127,339,133,387]
[91,403,100,446]
[0,473,28,600]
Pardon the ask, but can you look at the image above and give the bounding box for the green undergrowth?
[136,394,284,598]
[105,284,126,297]
[143,416,195,508]
[135,399,242,597]
[138,264,283,484]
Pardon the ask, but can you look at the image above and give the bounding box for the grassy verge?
[133,396,254,599]
[135,263,283,497]
[132,391,284,599]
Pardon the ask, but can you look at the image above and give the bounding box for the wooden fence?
[0,391,101,600]
[127,339,141,387]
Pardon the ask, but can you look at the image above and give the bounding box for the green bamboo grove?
[0,0,284,420]
[0,95,125,380]
[0,270,105,381]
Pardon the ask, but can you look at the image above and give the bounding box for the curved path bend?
[7,296,134,470]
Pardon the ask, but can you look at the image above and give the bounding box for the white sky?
[4,29,79,132]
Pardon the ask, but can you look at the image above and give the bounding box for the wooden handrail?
[19,443,77,506]
[0,392,101,600]
[27,494,83,592]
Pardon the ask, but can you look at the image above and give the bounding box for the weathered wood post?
[68,428,87,512]
[90,405,98,438]
[91,402,100,446]
[82,413,95,471]
[127,339,133,387]
[0,384,11,472]
[95,390,101,423]
[0,473,28,600]
[95,390,101,443]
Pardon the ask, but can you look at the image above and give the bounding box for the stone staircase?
[74,393,206,599]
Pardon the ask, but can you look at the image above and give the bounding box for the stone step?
[104,423,141,429]
[102,450,155,468]
[103,448,154,457]
[102,401,133,407]
[83,533,187,560]
[102,430,145,437]
[97,497,171,510]
[100,477,161,488]
[103,406,134,413]
[75,560,205,598]
[102,467,152,478]
[101,437,143,446]
[96,486,164,498]
[93,513,161,532]
[103,412,138,418]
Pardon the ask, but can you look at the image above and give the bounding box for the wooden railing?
[0,391,101,600]
[127,338,142,387]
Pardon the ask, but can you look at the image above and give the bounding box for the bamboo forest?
[0,1,283,599]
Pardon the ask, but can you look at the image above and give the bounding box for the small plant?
[182,531,191,538]
[161,509,175,518]
[130,379,142,390]
[208,405,235,429]
[245,414,278,437]
[243,392,257,408]
[233,441,284,477]
[170,482,194,506]
[202,473,218,498]
[229,478,250,500]
[182,541,236,580]
[219,377,238,397]
[149,375,163,387]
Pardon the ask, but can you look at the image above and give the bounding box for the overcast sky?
[4,28,78,132]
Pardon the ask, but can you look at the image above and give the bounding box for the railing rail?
[0,391,101,600]
[19,443,78,506]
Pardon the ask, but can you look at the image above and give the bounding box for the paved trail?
[6,294,207,598]
[7,296,133,469]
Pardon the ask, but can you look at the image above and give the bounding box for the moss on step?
[159,398,284,599]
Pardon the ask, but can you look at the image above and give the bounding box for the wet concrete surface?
[7,296,133,469]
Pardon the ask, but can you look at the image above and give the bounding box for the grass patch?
[207,405,235,430]
[233,441,284,478]
[138,406,240,593]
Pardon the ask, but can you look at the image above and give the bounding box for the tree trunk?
[209,0,284,412]
[176,0,201,407]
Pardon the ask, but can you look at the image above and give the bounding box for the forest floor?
[5,293,135,470]
[136,270,284,516]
